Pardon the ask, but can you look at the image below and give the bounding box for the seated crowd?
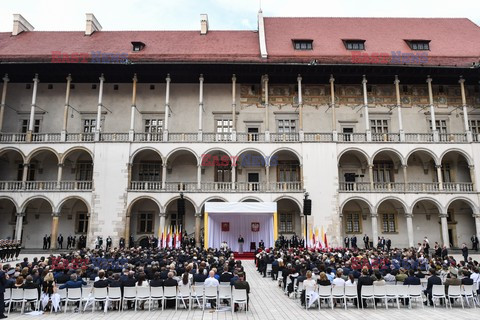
[1,246,250,313]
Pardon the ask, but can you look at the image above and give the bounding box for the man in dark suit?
[43,235,48,250]
[121,272,136,310]
[386,238,392,251]
[59,274,87,289]
[344,236,349,249]
[351,235,357,249]
[461,243,468,262]
[233,273,250,312]
[238,235,245,254]
[403,269,420,306]
[357,268,373,308]
[259,240,265,249]
[66,235,71,249]
[0,264,7,319]
[441,245,448,260]
[57,234,64,249]
[47,235,51,249]
[424,268,442,306]
[363,234,369,249]
[163,272,178,309]
[219,266,233,283]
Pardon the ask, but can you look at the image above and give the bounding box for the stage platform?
[233,251,255,260]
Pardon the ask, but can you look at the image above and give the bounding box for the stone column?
[231,165,236,190]
[127,163,133,190]
[405,213,414,248]
[300,214,305,239]
[125,213,131,248]
[263,75,270,141]
[197,164,202,189]
[198,74,204,142]
[371,214,378,248]
[436,164,444,191]
[440,213,450,248]
[129,73,138,141]
[51,212,60,250]
[27,74,40,142]
[15,212,24,241]
[22,163,29,189]
[0,74,10,132]
[469,165,476,191]
[56,163,63,189]
[402,165,408,191]
[474,214,480,245]
[368,165,374,190]
[459,76,472,142]
[232,74,237,135]
[158,213,166,240]
[362,75,371,141]
[265,165,270,190]
[195,212,202,247]
[297,74,304,141]
[61,74,72,141]
[163,74,171,141]
[162,163,167,189]
[394,75,405,141]
[299,164,304,189]
[427,76,438,142]
[329,75,337,140]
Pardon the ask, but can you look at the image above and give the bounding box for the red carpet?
[233,252,255,260]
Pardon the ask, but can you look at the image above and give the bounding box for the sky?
[0,0,479,32]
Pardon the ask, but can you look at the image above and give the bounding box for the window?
[83,118,100,133]
[138,162,161,181]
[138,212,154,233]
[293,40,313,50]
[144,119,163,133]
[277,119,296,134]
[20,119,40,133]
[469,120,480,141]
[215,163,231,182]
[76,162,93,181]
[131,41,146,52]
[441,163,451,183]
[170,212,183,228]
[382,213,396,233]
[279,213,294,233]
[430,119,447,140]
[17,163,35,181]
[344,40,365,50]
[407,40,430,51]
[370,119,388,135]
[216,118,232,141]
[373,162,394,183]
[345,213,361,233]
[76,213,89,234]
[277,161,299,182]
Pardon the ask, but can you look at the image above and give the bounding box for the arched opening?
[441,151,473,192]
[130,149,163,190]
[412,199,442,246]
[129,198,160,247]
[22,198,54,248]
[371,150,404,191]
[58,198,90,249]
[165,197,196,238]
[165,150,197,191]
[406,150,438,192]
[276,198,302,237]
[201,149,232,191]
[236,150,266,191]
[0,198,17,240]
[270,149,302,191]
[446,199,476,248]
[338,150,369,191]
[62,149,93,190]
[376,198,407,247]
[341,198,372,247]
[0,150,24,188]
[26,149,59,190]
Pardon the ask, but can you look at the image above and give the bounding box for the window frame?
[279,212,295,233]
[343,40,366,51]
[345,212,362,234]
[381,213,397,233]
[76,212,89,234]
[406,40,431,51]
[137,211,154,234]
[292,39,313,50]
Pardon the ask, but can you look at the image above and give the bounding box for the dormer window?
[343,40,365,50]
[292,40,313,50]
[131,41,146,52]
[406,40,430,51]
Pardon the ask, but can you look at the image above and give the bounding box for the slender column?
[299,164,304,189]
[127,163,132,189]
[198,74,204,141]
[195,212,202,247]
[22,163,29,188]
[61,74,73,140]
[371,214,378,248]
[474,214,480,245]
[0,74,10,132]
[125,214,131,248]
[158,213,166,240]
[469,165,476,191]
[265,165,270,190]
[232,74,237,133]
[405,213,414,248]
[459,76,472,142]
[95,74,105,141]
[15,213,24,241]
[300,214,305,239]
[436,164,444,191]
[51,212,60,250]
[56,163,63,189]
[362,75,371,141]
[162,163,167,189]
[129,74,138,141]
[368,164,374,190]
[197,164,202,189]
[231,165,236,190]
[297,74,304,141]
[263,75,270,141]
[27,74,40,141]
[394,75,405,141]
[329,75,337,139]
[440,213,450,248]
[402,164,408,191]
[163,74,171,141]
[426,76,438,142]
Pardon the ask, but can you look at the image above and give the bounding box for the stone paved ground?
[4,253,480,319]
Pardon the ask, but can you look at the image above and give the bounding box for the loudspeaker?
[303,199,312,215]
[177,197,185,216]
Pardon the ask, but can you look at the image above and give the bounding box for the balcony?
[128,181,304,192]
[236,133,265,142]
[0,181,93,191]
[338,182,475,193]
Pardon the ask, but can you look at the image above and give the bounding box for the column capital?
[2,73,9,82]
[472,213,480,219]
[166,73,171,82]
[362,74,367,84]
[66,74,72,82]
[368,164,374,169]
[426,75,432,84]
[159,212,167,218]
[405,212,413,218]
[195,212,203,218]
[435,164,442,169]
[394,75,400,85]
[469,165,475,169]
[371,213,378,218]
[439,213,448,219]
[402,164,408,169]
[199,74,204,82]
[297,74,302,82]
[262,74,269,82]
[51,212,60,217]
[33,73,39,83]
[58,163,64,168]
[232,74,236,82]
[99,73,105,82]
[329,74,335,83]
[458,76,465,85]
[15,212,25,217]
[132,73,138,82]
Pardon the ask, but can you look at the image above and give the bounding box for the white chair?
[150,286,164,310]
[176,285,191,310]
[432,284,448,308]
[373,285,388,309]
[461,284,476,308]
[91,287,108,312]
[105,287,122,312]
[232,288,248,314]
[295,281,304,300]
[331,286,345,309]
[420,278,428,290]
[360,285,375,309]
[218,285,232,308]
[204,286,218,310]
[64,288,82,313]
[266,264,273,276]
[318,285,332,308]
[7,288,23,315]
[385,285,399,309]
[305,285,320,310]
[408,285,424,309]
[162,286,177,310]
[219,282,231,286]
[121,287,137,311]
[190,285,204,310]
[344,285,359,309]
[21,288,39,314]
[4,288,11,307]
[135,287,151,311]
[447,285,463,308]
[80,287,92,311]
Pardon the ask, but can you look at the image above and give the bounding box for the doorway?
[248,172,259,191]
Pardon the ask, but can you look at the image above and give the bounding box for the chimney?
[12,14,34,36]
[85,13,102,36]
[200,14,208,35]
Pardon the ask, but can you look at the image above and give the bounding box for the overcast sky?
[1,0,479,32]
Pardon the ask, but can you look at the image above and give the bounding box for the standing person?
[238,235,244,254]
[0,263,6,319]
[441,245,448,260]
[386,238,391,251]
[462,243,469,262]
[57,234,63,249]
[72,236,76,249]
[119,238,125,249]
[363,234,369,249]
[351,235,357,249]
[344,236,350,249]
[66,235,71,249]
[106,236,112,250]
[471,234,479,251]
[423,236,430,255]
[47,234,51,249]
[43,235,48,250]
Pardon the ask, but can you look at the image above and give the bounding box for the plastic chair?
[91,287,107,313]
[407,285,424,309]
[4,288,11,305]
[135,287,151,311]
[64,288,82,313]
[121,287,137,311]
[344,285,359,309]
[305,285,320,310]
[106,287,122,312]
[447,285,463,308]
[232,288,248,314]
[266,264,273,276]
[360,285,375,309]
[295,281,304,300]
[373,285,388,309]
[318,285,332,308]
[176,285,191,310]
[162,286,177,310]
[331,286,345,309]
[218,285,232,308]
[191,285,204,310]
[385,285,399,309]
[432,284,447,308]
[461,284,476,308]
[204,286,218,310]
[150,286,164,310]
[7,288,23,315]
[21,288,39,314]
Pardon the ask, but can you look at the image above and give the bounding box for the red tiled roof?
[0,30,262,63]
[264,17,480,66]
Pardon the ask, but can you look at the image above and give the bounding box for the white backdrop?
[206,202,276,251]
